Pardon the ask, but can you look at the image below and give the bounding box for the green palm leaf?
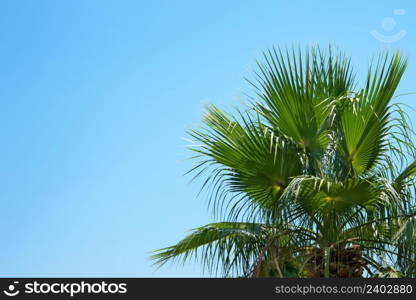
[188,105,303,220]
[338,53,407,174]
[151,222,267,276]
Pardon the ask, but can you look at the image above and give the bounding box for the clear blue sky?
[0,0,415,277]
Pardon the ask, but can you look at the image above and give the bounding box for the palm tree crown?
[152,46,416,278]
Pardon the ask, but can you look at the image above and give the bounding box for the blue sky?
[0,0,415,277]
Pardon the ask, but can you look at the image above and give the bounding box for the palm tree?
[151,46,416,278]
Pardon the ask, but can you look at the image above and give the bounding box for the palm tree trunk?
[324,247,331,278]
[305,245,363,277]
